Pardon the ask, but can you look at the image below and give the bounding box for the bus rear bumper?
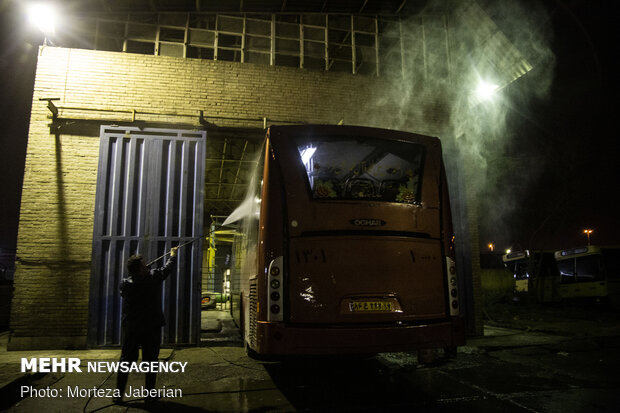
[255,317,466,355]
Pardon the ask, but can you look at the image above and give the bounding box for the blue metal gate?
[88,126,205,346]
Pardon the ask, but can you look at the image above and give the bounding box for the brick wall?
[32,47,401,128]
[13,47,448,349]
[10,46,476,348]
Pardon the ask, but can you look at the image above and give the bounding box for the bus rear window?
[296,136,425,204]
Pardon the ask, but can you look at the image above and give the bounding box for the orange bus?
[229,125,465,355]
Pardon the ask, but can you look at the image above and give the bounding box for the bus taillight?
[446,257,459,316]
[267,256,284,322]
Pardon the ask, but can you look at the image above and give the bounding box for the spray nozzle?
[146,237,201,267]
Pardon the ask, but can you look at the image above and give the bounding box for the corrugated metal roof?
[73,0,431,15]
[456,1,532,87]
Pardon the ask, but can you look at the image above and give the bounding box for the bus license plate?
[349,301,393,312]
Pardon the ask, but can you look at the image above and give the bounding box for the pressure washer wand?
[147,236,202,267]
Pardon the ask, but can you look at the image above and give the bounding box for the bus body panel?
[232,125,464,355]
[287,236,447,324]
[557,281,607,299]
[254,316,465,355]
[286,202,441,239]
[554,246,614,301]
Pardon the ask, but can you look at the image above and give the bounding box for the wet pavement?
[1,303,619,412]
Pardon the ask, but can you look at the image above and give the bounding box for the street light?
[583,229,593,246]
[475,80,499,101]
[26,2,57,43]
[487,243,494,252]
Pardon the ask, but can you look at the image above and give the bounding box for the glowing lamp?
[27,3,57,35]
[475,81,499,101]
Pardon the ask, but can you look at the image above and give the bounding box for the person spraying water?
[113,238,198,404]
[114,246,178,404]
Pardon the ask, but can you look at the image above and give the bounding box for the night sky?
[0,0,617,252]
[478,0,618,251]
[0,0,38,251]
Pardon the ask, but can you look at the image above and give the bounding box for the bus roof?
[267,124,441,146]
[554,246,601,260]
[502,250,529,262]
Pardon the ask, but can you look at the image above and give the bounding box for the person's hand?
[170,247,178,257]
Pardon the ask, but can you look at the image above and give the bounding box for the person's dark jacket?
[120,256,177,328]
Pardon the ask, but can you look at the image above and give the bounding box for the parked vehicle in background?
[503,246,620,306]
[502,250,531,293]
[201,292,218,310]
[554,246,620,305]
